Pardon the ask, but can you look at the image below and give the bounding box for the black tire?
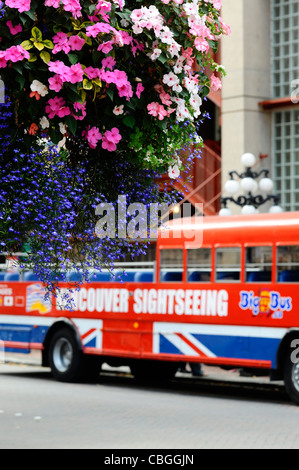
[283,351,299,405]
[48,328,85,382]
[131,360,178,383]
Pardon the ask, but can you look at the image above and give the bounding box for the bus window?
[160,249,183,282]
[277,245,299,283]
[187,248,211,282]
[216,247,241,282]
[245,246,272,282]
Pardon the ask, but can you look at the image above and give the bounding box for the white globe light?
[219,208,232,216]
[241,205,256,215]
[259,177,274,194]
[241,153,256,168]
[241,177,258,193]
[224,179,240,195]
[269,205,283,214]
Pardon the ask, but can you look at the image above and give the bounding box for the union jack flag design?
[153,322,288,366]
[73,319,103,349]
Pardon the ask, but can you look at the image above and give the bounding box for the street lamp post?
[219,153,283,216]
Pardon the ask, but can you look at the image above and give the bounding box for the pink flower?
[210,73,222,91]
[48,60,71,81]
[45,0,60,6]
[97,41,114,54]
[68,35,85,51]
[48,74,64,92]
[86,23,111,37]
[72,101,87,121]
[6,20,22,35]
[0,52,8,68]
[4,45,29,62]
[159,92,172,106]
[102,127,122,152]
[86,126,102,149]
[101,56,116,70]
[84,66,102,80]
[45,96,71,119]
[68,63,84,84]
[136,83,144,99]
[5,0,31,13]
[147,102,167,120]
[53,34,70,54]
[62,0,81,18]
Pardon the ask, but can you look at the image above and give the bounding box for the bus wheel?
[283,352,299,405]
[48,328,83,382]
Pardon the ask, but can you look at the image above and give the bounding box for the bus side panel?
[152,322,285,368]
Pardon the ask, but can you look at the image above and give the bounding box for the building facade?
[221,0,299,213]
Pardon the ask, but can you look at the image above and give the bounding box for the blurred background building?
[176,0,299,216]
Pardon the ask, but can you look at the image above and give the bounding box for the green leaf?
[40,51,51,64]
[12,63,23,75]
[201,86,210,98]
[31,27,43,41]
[106,87,114,101]
[24,9,36,21]
[42,39,54,50]
[15,74,25,91]
[33,41,44,51]
[123,116,136,129]
[83,79,93,90]
[28,53,38,62]
[65,116,78,136]
[157,54,167,64]
[21,40,34,50]
[68,53,78,65]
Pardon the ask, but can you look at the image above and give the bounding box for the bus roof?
[158,211,299,247]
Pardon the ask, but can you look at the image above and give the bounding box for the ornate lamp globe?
[224,179,240,195]
[259,177,274,194]
[241,153,256,168]
[240,177,258,193]
[241,205,256,215]
[219,207,233,216]
[269,205,284,214]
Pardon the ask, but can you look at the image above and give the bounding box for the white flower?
[160,27,174,45]
[57,137,66,151]
[163,72,179,88]
[150,48,162,61]
[59,122,67,134]
[183,2,200,16]
[173,83,182,92]
[30,80,48,97]
[168,164,180,179]
[113,105,124,115]
[40,116,49,129]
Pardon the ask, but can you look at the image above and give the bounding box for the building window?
[271,0,299,98]
[273,109,299,211]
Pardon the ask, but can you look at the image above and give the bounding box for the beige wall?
[221,0,272,212]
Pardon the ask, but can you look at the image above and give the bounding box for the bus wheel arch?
[43,320,87,382]
[276,330,299,405]
[42,319,82,368]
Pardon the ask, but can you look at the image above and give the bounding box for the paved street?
[0,357,299,449]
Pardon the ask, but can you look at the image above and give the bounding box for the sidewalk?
[3,351,284,387]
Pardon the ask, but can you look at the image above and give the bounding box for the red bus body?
[1,211,299,401]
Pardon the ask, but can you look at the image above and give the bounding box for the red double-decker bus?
[1,211,299,404]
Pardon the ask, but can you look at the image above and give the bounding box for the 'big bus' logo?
[239,290,292,318]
